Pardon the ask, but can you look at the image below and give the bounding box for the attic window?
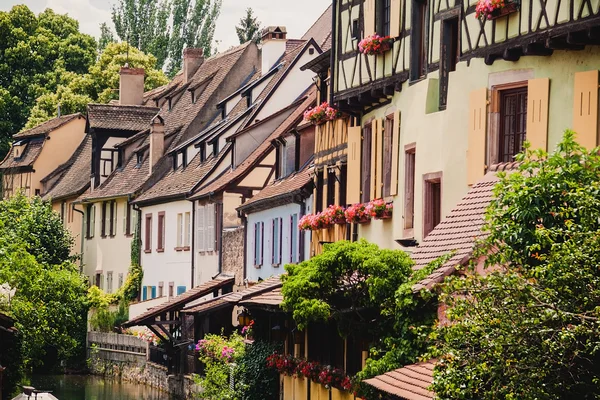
[168,98,173,111]
[309,48,315,55]
[136,152,144,166]
[191,91,196,104]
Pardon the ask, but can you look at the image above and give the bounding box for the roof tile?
[363,360,436,400]
[42,135,92,201]
[13,113,83,139]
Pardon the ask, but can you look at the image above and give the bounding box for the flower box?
[345,203,372,224]
[358,34,394,55]
[366,199,394,220]
[476,0,519,21]
[304,102,342,125]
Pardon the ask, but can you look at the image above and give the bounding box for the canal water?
[28,375,179,400]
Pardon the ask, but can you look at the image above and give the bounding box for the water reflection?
[29,375,178,400]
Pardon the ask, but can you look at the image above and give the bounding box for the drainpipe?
[190,200,195,288]
[72,203,85,273]
[217,201,224,275]
[241,213,248,281]
[293,194,307,263]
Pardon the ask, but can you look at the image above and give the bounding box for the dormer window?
[191,91,196,104]
[212,141,218,157]
[200,145,206,162]
[136,152,144,166]
[168,98,172,111]
[13,141,26,159]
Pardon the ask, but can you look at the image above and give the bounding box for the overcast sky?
[1,0,330,52]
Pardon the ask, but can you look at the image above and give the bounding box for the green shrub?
[237,341,282,400]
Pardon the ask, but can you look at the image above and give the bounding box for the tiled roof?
[240,286,283,307]
[87,104,160,132]
[0,138,44,170]
[134,144,231,204]
[191,90,316,199]
[286,39,307,52]
[13,113,83,139]
[181,293,236,314]
[238,164,313,213]
[363,360,436,400]
[411,172,500,292]
[302,4,333,50]
[42,135,92,201]
[123,276,235,327]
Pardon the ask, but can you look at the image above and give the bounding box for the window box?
[358,34,393,55]
[476,0,519,21]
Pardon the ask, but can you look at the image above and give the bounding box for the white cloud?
[1,0,331,51]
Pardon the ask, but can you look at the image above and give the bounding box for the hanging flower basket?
[476,0,519,21]
[358,34,394,55]
[345,203,372,224]
[303,102,342,125]
[366,199,394,220]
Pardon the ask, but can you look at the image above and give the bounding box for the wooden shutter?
[253,223,259,265]
[260,222,264,265]
[376,118,384,199]
[390,110,401,196]
[111,201,117,236]
[346,127,362,204]
[467,88,488,185]
[207,204,215,251]
[122,202,127,234]
[91,205,95,238]
[527,78,550,152]
[362,124,373,203]
[177,213,183,247]
[364,0,376,36]
[196,205,205,251]
[390,0,401,37]
[184,212,191,247]
[573,70,599,149]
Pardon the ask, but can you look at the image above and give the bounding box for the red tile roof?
[240,286,283,307]
[363,360,436,400]
[191,90,316,199]
[301,4,333,50]
[13,113,83,139]
[87,104,160,132]
[123,276,235,327]
[0,138,44,170]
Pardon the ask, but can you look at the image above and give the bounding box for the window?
[123,202,130,235]
[499,87,528,162]
[109,201,116,236]
[315,171,324,213]
[86,204,96,239]
[95,273,102,289]
[254,222,264,267]
[290,214,299,263]
[107,272,113,294]
[410,0,427,81]
[144,214,152,253]
[377,0,392,36]
[157,212,165,252]
[272,218,282,266]
[339,164,347,206]
[352,19,360,40]
[197,205,206,252]
[327,168,336,207]
[404,145,416,232]
[423,172,442,237]
[34,189,40,196]
[361,123,373,203]
[67,202,74,224]
[206,204,215,252]
[169,282,174,298]
[118,273,124,289]
[439,17,459,109]
[158,282,164,297]
[177,213,184,248]
[184,212,191,248]
[383,115,395,197]
[60,201,66,223]
[101,201,107,237]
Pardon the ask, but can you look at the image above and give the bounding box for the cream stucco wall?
[52,198,85,259]
[357,47,600,249]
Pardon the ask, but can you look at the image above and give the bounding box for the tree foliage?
[235,8,262,44]
[110,0,222,75]
[430,131,600,399]
[281,240,439,397]
[0,194,88,374]
[0,5,97,157]
[26,41,169,128]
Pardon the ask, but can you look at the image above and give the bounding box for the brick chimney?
[119,66,145,105]
[149,115,165,175]
[261,26,287,76]
[183,48,205,82]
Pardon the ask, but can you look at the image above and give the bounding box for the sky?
[1,0,331,52]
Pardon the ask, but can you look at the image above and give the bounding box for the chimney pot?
[260,26,287,76]
[149,115,165,175]
[119,67,145,105]
[183,48,205,82]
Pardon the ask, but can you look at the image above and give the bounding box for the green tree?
[111,0,222,75]
[0,5,97,157]
[235,8,262,44]
[26,42,169,128]
[98,22,116,51]
[430,131,600,399]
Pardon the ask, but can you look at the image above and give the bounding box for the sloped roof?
[302,4,333,50]
[123,276,235,327]
[240,286,283,307]
[191,90,316,199]
[0,139,44,170]
[13,113,83,139]
[363,360,436,400]
[42,135,92,201]
[87,104,160,132]
[238,164,313,213]
[133,144,231,205]
[411,163,519,292]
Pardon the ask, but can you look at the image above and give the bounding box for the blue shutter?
[253,223,259,266]
[142,287,148,301]
[151,286,157,299]
[177,286,186,295]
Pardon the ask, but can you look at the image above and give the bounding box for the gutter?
[72,203,85,273]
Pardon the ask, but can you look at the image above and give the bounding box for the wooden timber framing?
[333,0,600,111]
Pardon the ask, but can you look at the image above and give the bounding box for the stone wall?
[87,332,200,399]
[221,227,245,288]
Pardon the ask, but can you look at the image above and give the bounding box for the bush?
[237,341,281,400]
[89,301,128,333]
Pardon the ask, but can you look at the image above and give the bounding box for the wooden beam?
[522,43,553,56]
[502,47,522,62]
[358,92,377,106]
[545,37,585,50]
[149,320,181,326]
[148,326,169,343]
[370,87,385,99]
[484,54,498,66]
[383,84,395,96]
[567,31,597,45]
[157,324,175,342]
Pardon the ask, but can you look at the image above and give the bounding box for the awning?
[123,276,234,327]
[183,293,236,315]
[363,360,436,400]
[240,286,283,307]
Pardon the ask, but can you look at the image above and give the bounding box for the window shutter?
[151,286,157,299]
[467,88,488,185]
[390,0,401,37]
[390,110,401,196]
[375,118,384,199]
[260,222,264,265]
[364,0,376,36]
[197,205,205,251]
[370,119,380,199]
[254,223,259,265]
[91,205,95,237]
[177,214,183,247]
[527,78,550,152]
[132,209,138,235]
[573,70,599,149]
[206,204,215,251]
[122,202,127,234]
[184,212,191,247]
[346,127,361,205]
[112,202,117,236]
[361,124,373,203]
[279,218,283,264]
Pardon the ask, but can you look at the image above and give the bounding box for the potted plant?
[304,102,342,125]
[323,205,347,225]
[366,199,393,220]
[345,203,371,224]
[358,34,394,55]
[475,0,519,20]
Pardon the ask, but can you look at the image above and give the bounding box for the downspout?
[190,200,195,288]
[72,203,85,273]
[329,0,337,105]
[218,202,224,274]
[132,201,142,264]
[241,213,248,281]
